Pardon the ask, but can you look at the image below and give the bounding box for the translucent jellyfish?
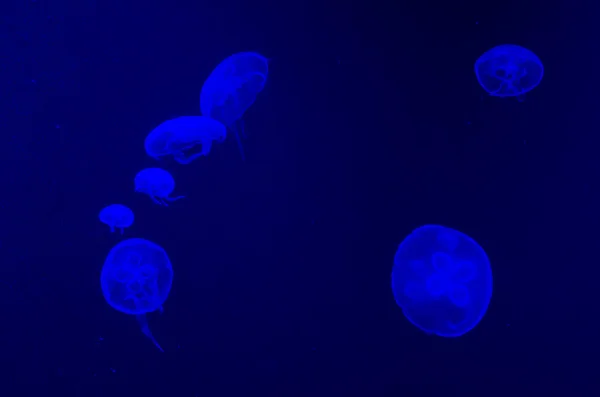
[475,44,543,100]
[391,225,493,337]
[134,167,185,206]
[200,52,269,161]
[145,116,227,164]
[100,238,173,351]
[98,204,134,234]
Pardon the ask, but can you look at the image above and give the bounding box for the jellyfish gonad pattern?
[145,116,227,164]
[98,204,134,234]
[134,167,185,206]
[100,238,174,351]
[475,44,543,100]
[391,225,493,337]
[200,52,269,161]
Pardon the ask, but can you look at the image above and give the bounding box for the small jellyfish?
[200,52,269,161]
[145,116,227,164]
[391,225,493,337]
[134,167,185,206]
[100,238,173,351]
[98,204,134,234]
[475,44,543,100]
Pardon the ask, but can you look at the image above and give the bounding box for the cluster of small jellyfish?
[390,44,543,337]
[97,44,543,345]
[97,52,269,351]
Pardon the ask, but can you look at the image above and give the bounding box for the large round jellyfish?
[134,167,184,206]
[98,204,134,234]
[145,116,227,164]
[475,44,543,100]
[391,225,493,337]
[200,52,269,161]
[101,238,173,351]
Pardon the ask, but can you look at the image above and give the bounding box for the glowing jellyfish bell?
[200,51,269,161]
[134,167,185,206]
[98,204,134,234]
[391,225,493,337]
[145,116,227,164]
[100,238,173,351]
[475,44,543,101]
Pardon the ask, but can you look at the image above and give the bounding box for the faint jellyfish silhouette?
[145,116,227,164]
[475,44,543,100]
[98,204,134,234]
[391,225,492,337]
[134,167,185,206]
[100,238,173,351]
[200,52,269,161]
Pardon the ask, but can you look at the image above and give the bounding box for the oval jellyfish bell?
[391,225,493,337]
[100,238,174,351]
[145,116,227,164]
[134,167,185,206]
[200,52,268,126]
[475,44,543,99]
[99,204,134,234]
[200,52,269,161]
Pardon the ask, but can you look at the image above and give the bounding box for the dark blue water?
[0,0,594,395]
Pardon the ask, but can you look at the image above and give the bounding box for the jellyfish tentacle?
[149,195,162,205]
[178,153,202,164]
[165,195,185,202]
[136,314,164,352]
[231,124,246,161]
[239,118,246,139]
[194,139,210,156]
[173,151,193,164]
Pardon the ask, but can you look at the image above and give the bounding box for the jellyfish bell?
[100,238,174,351]
[391,225,493,337]
[98,204,134,234]
[200,51,269,161]
[145,116,227,164]
[134,167,185,206]
[475,44,543,99]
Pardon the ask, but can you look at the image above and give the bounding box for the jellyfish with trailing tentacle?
[391,225,493,337]
[475,44,543,101]
[200,52,269,161]
[145,116,227,164]
[100,238,173,351]
[99,204,134,234]
[134,168,184,206]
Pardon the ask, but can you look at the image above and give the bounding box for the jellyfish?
[100,238,173,351]
[391,225,493,337]
[134,167,185,206]
[200,52,269,161]
[98,204,134,234]
[475,44,543,100]
[145,116,227,164]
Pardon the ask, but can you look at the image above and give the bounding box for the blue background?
[0,0,595,395]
